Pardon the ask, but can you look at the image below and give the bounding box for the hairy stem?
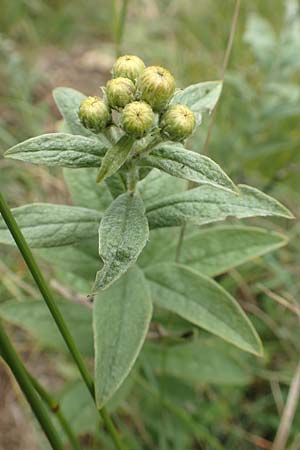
[0,318,66,450]
[0,192,126,450]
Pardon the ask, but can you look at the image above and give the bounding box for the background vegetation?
[0,0,300,449]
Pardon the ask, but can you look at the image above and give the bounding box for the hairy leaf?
[0,300,93,356]
[138,143,236,192]
[170,81,223,123]
[146,184,293,229]
[5,133,107,167]
[94,266,152,407]
[145,263,262,355]
[0,203,101,247]
[138,169,186,207]
[93,193,149,291]
[64,168,112,210]
[145,339,252,385]
[53,87,110,145]
[155,226,288,276]
[96,135,134,183]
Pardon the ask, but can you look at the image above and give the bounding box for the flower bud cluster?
[78,54,196,142]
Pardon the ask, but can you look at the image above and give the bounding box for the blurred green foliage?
[1,0,300,449]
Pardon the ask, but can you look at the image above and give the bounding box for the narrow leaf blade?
[94,266,152,407]
[96,135,134,183]
[93,192,149,291]
[146,184,293,229]
[0,203,101,247]
[145,263,262,355]
[155,226,288,276]
[5,133,107,168]
[138,142,236,192]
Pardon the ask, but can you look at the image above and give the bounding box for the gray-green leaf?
[170,81,223,123]
[64,167,112,211]
[138,142,236,192]
[94,266,152,407]
[145,339,252,385]
[153,226,288,276]
[93,192,149,291]
[0,300,93,356]
[53,87,110,145]
[0,203,101,247]
[146,184,293,229]
[96,135,134,183]
[5,133,107,168]
[145,263,262,355]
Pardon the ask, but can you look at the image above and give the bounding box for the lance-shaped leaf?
[146,184,293,229]
[145,339,252,385]
[96,135,135,183]
[53,87,110,145]
[145,263,262,355]
[170,81,223,123]
[138,142,236,192]
[154,226,288,276]
[94,266,152,407]
[0,203,101,247]
[5,133,107,168]
[93,192,149,291]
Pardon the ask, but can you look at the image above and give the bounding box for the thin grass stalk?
[0,192,126,450]
[0,318,66,450]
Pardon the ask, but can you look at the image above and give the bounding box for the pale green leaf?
[0,203,101,247]
[64,168,112,211]
[170,81,223,123]
[138,142,236,192]
[5,133,107,167]
[146,184,293,229]
[93,192,149,291]
[53,87,110,145]
[145,339,252,385]
[155,226,288,276]
[145,263,262,355]
[138,169,186,208]
[94,266,152,407]
[0,300,93,356]
[96,135,134,183]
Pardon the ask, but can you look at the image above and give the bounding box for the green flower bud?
[78,96,111,132]
[106,77,135,109]
[113,55,145,83]
[160,104,196,141]
[137,66,175,111]
[121,101,155,139]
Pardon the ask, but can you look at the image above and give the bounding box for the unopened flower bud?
[113,55,145,83]
[106,77,135,109]
[137,66,175,111]
[78,96,111,132]
[160,104,196,141]
[121,101,155,139]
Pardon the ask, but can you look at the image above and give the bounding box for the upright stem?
[28,374,83,450]
[202,0,241,156]
[175,0,241,262]
[113,0,129,57]
[0,318,66,450]
[0,192,126,450]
